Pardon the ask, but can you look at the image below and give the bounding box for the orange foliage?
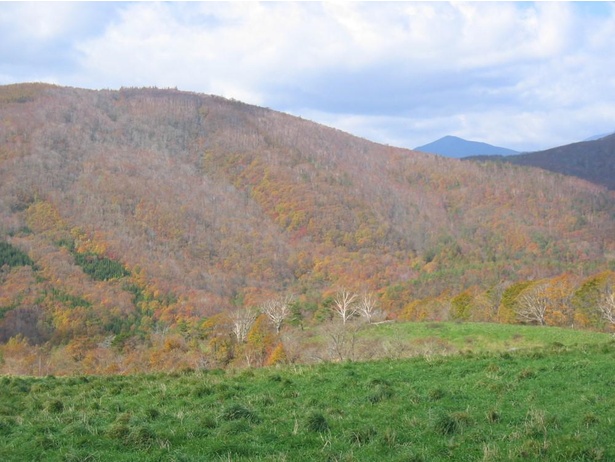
[265,343,287,366]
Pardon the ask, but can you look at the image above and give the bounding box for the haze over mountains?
[415,135,519,158]
[464,134,615,191]
[415,132,615,191]
[0,84,614,348]
[583,131,615,142]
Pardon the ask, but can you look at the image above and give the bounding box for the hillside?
[415,135,518,158]
[465,134,615,190]
[1,83,615,371]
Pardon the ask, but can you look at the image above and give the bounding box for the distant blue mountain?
[415,135,518,158]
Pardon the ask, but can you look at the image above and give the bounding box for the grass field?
[358,321,612,352]
[1,323,614,461]
[296,321,612,363]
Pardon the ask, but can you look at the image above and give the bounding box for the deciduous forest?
[1,83,614,375]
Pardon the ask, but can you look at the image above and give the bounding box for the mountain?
[415,135,518,158]
[465,134,615,190]
[1,83,614,357]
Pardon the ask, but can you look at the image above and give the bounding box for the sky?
[1,1,615,152]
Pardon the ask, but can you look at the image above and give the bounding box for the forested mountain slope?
[465,134,615,190]
[1,84,614,354]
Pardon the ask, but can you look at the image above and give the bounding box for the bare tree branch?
[262,294,294,333]
[332,289,358,325]
[325,322,361,362]
[599,286,615,325]
[357,292,383,324]
[230,308,259,343]
[517,283,549,325]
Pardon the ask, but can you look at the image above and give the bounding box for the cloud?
[1,1,615,151]
[0,2,120,81]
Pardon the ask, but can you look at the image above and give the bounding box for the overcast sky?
[1,1,614,152]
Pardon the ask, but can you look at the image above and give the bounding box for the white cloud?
[0,2,79,41]
[2,1,615,151]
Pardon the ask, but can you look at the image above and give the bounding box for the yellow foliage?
[26,200,66,237]
[265,343,287,366]
[398,300,424,322]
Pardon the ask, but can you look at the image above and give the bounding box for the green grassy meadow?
[358,321,612,353]
[1,323,614,461]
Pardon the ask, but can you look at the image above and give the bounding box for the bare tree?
[517,283,549,325]
[326,322,360,362]
[598,286,615,325]
[357,292,383,324]
[332,289,358,325]
[262,295,294,333]
[230,308,259,343]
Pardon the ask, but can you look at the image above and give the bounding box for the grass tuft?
[45,399,64,414]
[220,403,260,423]
[434,411,472,436]
[428,387,446,401]
[127,425,156,448]
[368,383,395,404]
[486,408,501,424]
[582,413,599,427]
[517,368,537,380]
[305,411,329,433]
[348,426,377,446]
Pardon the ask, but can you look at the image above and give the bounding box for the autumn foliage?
[1,83,614,374]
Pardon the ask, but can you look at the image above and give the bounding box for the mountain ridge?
[464,134,615,190]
